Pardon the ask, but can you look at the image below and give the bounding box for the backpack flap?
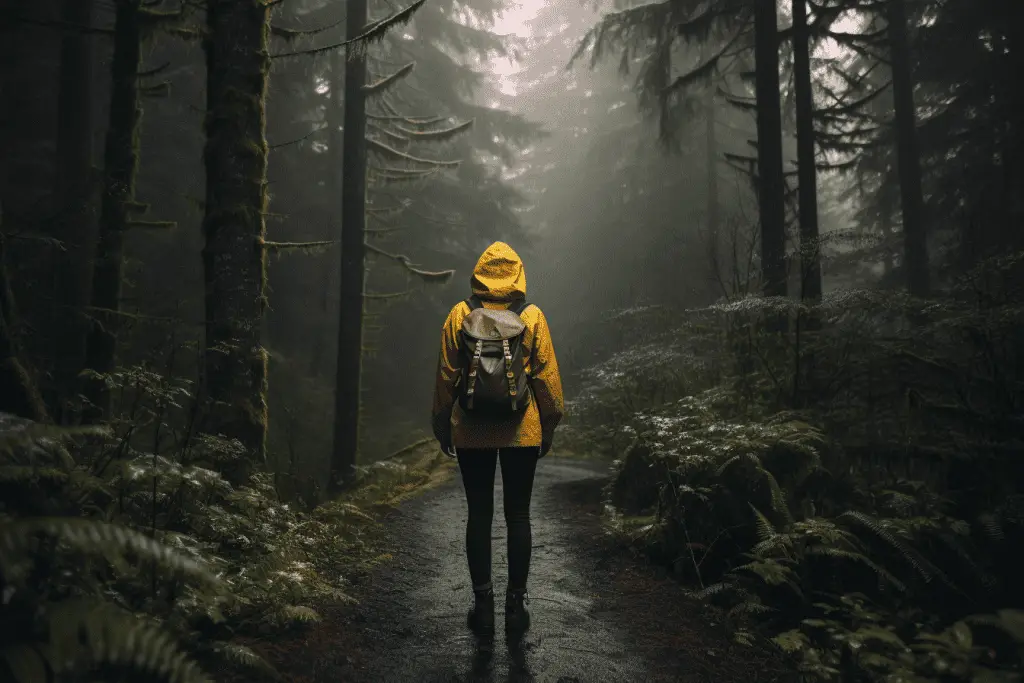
[457,303,532,415]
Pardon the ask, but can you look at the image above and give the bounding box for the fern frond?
[735,559,803,597]
[803,546,907,592]
[47,599,211,683]
[0,420,110,460]
[211,642,281,679]
[748,504,776,543]
[277,604,321,625]
[728,600,776,618]
[692,581,733,600]
[0,518,221,587]
[838,511,947,586]
[1,644,51,683]
[760,466,794,527]
[772,629,809,653]
[714,454,743,478]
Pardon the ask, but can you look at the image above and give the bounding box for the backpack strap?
[465,295,483,311]
[510,299,531,315]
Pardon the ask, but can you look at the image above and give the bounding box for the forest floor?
[227,456,794,683]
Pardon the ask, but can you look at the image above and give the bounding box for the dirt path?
[275,457,792,683]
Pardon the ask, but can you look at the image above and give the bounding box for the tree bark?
[792,0,822,302]
[753,0,788,301]
[331,0,369,493]
[705,87,722,297]
[82,0,143,423]
[200,0,272,484]
[51,0,97,423]
[886,0,929,297]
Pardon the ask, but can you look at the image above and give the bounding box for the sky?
[489,0,544,93]
[482,1,863,98]
[492,1,542,39]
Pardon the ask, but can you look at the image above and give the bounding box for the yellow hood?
[470,241,526,301]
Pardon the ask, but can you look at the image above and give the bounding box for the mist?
[2,0,1023,680]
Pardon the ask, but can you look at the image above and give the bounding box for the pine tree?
[791,0,821,302]
[886,0,929,297]
[50,0,98,423]
[82,0,144,423]
[753,0,787,301]
[331,0,371,492]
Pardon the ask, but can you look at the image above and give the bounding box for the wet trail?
[295,457,790,683]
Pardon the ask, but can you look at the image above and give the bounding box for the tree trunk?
[331,0,369,493]
[880,178,895,277]
[705,87,721,297]
[50,0,97,423]
[82,0,143,424]
[886,0,929,297]
[200,0,271,484]
[753,0,788,301]
[792,0,822,302]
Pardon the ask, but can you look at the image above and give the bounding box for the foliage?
[0,359,445,682]
[577,252,1024,681]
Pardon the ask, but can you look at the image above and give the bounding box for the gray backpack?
[457,296,533,415]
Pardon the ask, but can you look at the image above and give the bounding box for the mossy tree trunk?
[886,0,929,298]
[792,0,822,303]
[82,0,143,424]
[331,0,369,493]
[200,0,272,484]
[753,0,788,302]
[51,0,98,423]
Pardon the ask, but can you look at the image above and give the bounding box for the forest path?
[285,457,790,683]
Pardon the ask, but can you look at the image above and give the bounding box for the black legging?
[457,447,539,592]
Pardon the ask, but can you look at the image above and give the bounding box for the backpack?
[457,296,533,415]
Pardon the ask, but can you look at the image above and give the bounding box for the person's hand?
[539,441,552,458]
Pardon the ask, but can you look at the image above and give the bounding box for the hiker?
[431,241,564,635]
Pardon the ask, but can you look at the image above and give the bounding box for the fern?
[0,518,222,587]
[802,546,907,592]
[728,600,776,618]
[749,503,776,541]
[734,558,804,598]
[210,641,281,680]
[0,599,212,683]
[691,581,732,600]
[837,511,947,586]
[0,420,110,462]
[275,604,321,625]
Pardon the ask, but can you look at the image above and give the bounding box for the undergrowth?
[572,252,1024,681]
[0,364,448,682]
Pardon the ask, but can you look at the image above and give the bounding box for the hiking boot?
[467,587,495,633]
[505,589,530,633]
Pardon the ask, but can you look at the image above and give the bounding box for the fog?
[4,0,1024,678]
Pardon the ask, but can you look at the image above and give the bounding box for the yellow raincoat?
[431,242,564,450]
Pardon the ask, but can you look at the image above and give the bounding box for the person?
[431,241,564,635]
